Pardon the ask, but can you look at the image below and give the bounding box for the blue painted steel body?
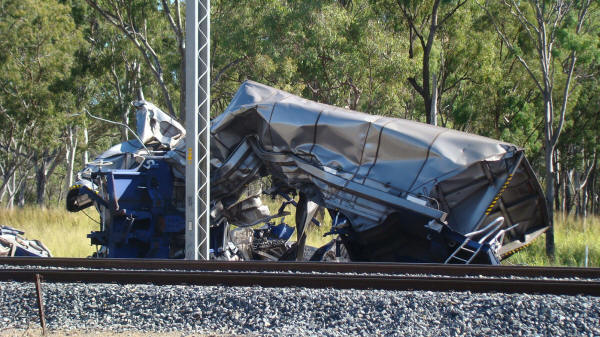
[87,160,185,258]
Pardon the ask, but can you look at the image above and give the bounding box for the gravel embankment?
[1,281,599,336]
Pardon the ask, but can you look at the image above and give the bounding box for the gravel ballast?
[1,281,599,336]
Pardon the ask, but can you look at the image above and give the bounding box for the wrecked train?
[0,225,52,257]
[66,81,549,264]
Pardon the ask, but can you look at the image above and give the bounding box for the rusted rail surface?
[1,257,599,279]
[0,268,598,296]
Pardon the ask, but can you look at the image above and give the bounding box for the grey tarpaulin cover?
[210,81,549,260]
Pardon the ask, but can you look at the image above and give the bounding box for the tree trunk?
[545,172,555,259]
[561,165,567,215]
[566,170,573,214]
[56,172,66,207]
[6,171,15,209]
[590,170,596,215]
[17,179,26,208]
[65,126,78,194]
[35,148,64,207]
[422,52,432,124]
[430,73,438,126]
[544,99,555,259]
[83,126,89,165]
[583,187,589,218]
[120,115,129,142]
[0,175,7,206]
[574,169,582,217]
[36,151,48,207]
[576,184,582,217]
[68,141,77,187]
[554,151,561,211]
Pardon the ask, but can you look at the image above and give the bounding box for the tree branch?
[213,56,247,87]
[408,77,424,96]
[85,0,176,117]
[477,1,544,93]
[438,0,468,28]
[396,1,425,49]
[160,0,183,43]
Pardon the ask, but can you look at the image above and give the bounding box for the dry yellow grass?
[0,207,98,258]
[1,205,596,267]
[505,213,600,267]
[0,200,333,258]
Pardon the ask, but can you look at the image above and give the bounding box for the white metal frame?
[185,0,210,260]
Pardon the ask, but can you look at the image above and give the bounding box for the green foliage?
[0,0,84,142]
[211,0,414,116]
[0,0,599,258]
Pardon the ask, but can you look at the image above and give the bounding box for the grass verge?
[0,207,98,258]
[1,205,597,267]
[504,213,600,267]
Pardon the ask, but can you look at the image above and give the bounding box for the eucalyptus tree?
[0,0,85,206]
[84,21,147,141]
[85,0,185,121]
[211,0,413,118]
[480,0,595,258]
[555,72,600,216]
[370,0,469,125]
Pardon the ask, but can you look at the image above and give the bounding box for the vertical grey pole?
[185,0,210,260]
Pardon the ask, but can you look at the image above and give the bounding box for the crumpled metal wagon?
[67,81,549,264]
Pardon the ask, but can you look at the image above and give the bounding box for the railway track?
[2,257,599,278]
[1,257,599,296]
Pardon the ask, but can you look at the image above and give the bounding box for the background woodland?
[0,0,599,258]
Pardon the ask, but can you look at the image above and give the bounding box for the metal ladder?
[444,217,505,264]
[445,237,483,264]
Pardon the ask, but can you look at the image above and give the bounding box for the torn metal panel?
[134,100,186,148]
[0,226,51,257]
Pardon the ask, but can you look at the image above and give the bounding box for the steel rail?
[0,268,598,296]
[1,257,599,279]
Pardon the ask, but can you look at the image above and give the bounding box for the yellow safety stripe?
[484,174,513,215]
